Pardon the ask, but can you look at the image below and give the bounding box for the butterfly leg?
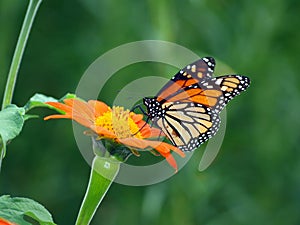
[131,104,147,116]
[155,129,164,142]
[131,116,150,136]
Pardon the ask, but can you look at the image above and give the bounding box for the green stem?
[0,0,42,174]
[1,0,42,109]
[0,136,4,173]
[75,156,120,225]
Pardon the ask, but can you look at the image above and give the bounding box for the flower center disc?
[95,106,143,139]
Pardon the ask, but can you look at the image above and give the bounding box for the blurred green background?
[1,0,300,224]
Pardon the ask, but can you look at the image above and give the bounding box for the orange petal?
[119,138,149,149]
[45,100,95,128]
[44,114,72,120]
[165,144,185,157]
[140,127,151,138]
[119,138,184,156]
[91,125,116,139]
[73,116,94,128]
[159,151,178,172]
[0,218,18,225]
[62,98,75,106]
[149,127,164,137]
[45,102,73,114]
[68,99,94,120]
[150,141,185,157]
[136,120,145,127]
[45,113,93,128]
[88,100,110,117]
[130,113,143,123]
[119,138,182,171]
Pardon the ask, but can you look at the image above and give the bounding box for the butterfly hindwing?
[210,75,251,112]
[156,102,220,151]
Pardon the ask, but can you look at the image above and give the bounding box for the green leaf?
[0,195,56,225]
[60,93,77,100]
[0,105,25,156]
[23,93,77,112]
[0,105,24,170]
[23,93,58,112]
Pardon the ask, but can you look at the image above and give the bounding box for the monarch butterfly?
[143,57,250,151]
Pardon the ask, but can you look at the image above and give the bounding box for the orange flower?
[0,218,18,225]
[44,98,185,171]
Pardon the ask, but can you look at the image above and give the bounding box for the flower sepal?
[92,137,134,162]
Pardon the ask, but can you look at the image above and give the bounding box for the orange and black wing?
[149,75,250,151]
[156,57,215,102]
[157,75,250,110]
[210,75,251,112]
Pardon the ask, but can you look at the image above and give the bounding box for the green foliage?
[0,105,24,145]
[0,93,76,172]
[0,195,56,225]
[23,93,58,112]
[0,93,74,160]
[0,105,24,160]
[24,92,76,112]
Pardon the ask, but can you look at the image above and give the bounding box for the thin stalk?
[1,0,42,109]
[75,156,120,225]
[0,137,5,173]
[0,0,42,174]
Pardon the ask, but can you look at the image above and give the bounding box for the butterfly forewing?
[156,57,216,102]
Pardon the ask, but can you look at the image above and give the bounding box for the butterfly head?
[143,97,164,121]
